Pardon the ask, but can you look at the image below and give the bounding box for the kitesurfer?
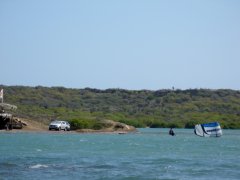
[169,128,175,136]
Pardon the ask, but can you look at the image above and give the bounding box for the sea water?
[0,128,240,180]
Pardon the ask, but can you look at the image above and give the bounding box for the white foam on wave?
[79,139,87,142]
[29,164,48,169]
[36,149,42,152]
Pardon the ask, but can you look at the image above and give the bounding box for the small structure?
[0,89,23,130]
[0,104,23,130]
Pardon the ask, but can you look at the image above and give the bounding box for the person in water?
[169,128,175,136]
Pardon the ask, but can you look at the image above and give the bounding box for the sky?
[0,0,240,90]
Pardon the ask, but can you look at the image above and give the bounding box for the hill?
[1,85,240,129]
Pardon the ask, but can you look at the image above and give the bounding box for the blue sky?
[0,0,240,90]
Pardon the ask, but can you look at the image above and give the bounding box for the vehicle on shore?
[49,120,70,131]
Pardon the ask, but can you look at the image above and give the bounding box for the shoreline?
[0,129,136,134]
[0,118,137,134]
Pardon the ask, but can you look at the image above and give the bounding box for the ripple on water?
[0,162,18,168]
[0,129,240,180]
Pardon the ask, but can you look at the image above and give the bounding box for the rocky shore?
[75,120,136,133]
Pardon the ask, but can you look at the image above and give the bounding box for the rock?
[76,120,136,133]
[102,120,136,132]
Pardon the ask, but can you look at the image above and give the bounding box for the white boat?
[194,122,222,137]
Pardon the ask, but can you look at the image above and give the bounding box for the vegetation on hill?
[1,85,240,129]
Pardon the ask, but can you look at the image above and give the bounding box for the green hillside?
[1,85,240,129]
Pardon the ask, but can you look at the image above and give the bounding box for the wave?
[29,164,48,169]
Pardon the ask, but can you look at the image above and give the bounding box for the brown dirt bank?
[1,118,137,134]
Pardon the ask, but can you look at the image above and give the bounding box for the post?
[0,89,3,103]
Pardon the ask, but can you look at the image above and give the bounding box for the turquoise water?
[0,128,240,180]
